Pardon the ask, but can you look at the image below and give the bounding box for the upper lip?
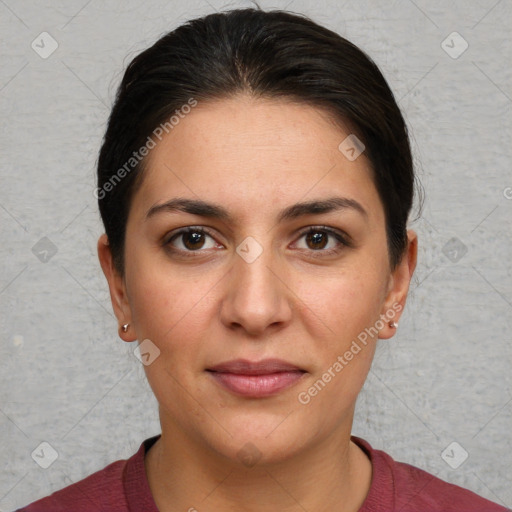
[207,358,305,375]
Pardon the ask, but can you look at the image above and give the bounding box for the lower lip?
[208,371,305,397]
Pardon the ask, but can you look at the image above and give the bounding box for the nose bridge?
[221,233,291,334]
[234,234,279,307]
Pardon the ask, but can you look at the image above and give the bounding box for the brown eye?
[182,231,206,250]
[166,227,219,253]
[294,226,351,256]
[305,231,329,250]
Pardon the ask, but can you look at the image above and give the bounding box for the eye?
[294,226,351,256]
[163,225,351,257]
[165,227,221,253]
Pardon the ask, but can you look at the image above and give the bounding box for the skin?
[98,94,417,512]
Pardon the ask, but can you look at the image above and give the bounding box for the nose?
[220,238,293,337]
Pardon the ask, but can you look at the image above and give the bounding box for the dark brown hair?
[97,6,422,274]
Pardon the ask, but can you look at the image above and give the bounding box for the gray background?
[1,0,511,510]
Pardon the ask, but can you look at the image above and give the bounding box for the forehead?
[154,94,354,156]
[130,95,383,225]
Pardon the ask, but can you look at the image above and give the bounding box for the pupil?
[307,231,327,250]
[185,232,204,250]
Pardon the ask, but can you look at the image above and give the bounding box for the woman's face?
[100,95,416,464]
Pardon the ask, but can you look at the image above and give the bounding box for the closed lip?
[206,358,307,397]
[206,358,305,375]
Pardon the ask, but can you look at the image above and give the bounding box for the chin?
[204,413,313,467]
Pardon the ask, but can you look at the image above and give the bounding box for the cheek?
[124,243,196,334]
[294,272,383,415]
[129,277,174,339]
[298,264,387,342]
[125,254,220,371]
[297,344,376,429]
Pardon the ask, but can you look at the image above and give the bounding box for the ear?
[97,234,136,342]
[378,229,418,339]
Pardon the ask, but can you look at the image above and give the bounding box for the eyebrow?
[145,196,368,223]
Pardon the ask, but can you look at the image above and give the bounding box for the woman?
[17,6,508,512]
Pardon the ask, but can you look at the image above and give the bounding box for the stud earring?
[389,321,398,329]
[121,323,129,333]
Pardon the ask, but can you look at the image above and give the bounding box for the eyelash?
[163,225,352,258]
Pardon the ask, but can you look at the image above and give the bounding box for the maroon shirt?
[16,435,508,511]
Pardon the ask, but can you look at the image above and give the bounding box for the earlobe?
[97,234,135,342]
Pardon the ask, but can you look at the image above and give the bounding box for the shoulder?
[352,436,509,512]
[389,457,507,511]
[15,457,128,512]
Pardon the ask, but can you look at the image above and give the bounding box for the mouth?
[206,358,307,398]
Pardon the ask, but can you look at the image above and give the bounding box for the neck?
[145,412,372,512]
